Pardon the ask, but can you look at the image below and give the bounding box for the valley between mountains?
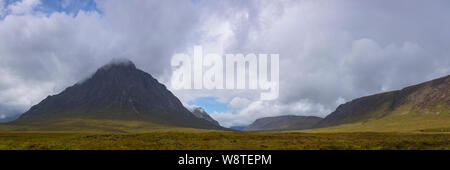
[0,60,449,150]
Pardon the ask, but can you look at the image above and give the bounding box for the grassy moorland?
[0,117,449,150]
[0,131,449,150]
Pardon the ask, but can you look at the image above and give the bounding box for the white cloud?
[7,0,41,15]
[0,0,449,126]
[208,0,450,126]
[229,97,251,109]
[335,97,346,106]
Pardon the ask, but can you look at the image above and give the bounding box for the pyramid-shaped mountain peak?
[99,59,136,70]
[14,60,222,130]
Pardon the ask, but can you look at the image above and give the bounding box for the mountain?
[244,115,323,131]
[313,75,450,132]
[190,107,220,126]
[0,104,22,123]
[229,126,246,131]
[8,60,222,131]
[0,114,20,123]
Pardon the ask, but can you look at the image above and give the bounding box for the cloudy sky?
[0,0,449,127]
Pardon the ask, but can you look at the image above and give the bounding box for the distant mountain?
[229,126,246,131]
[0,114,20,123]
[244,115,323,131]
[0,104,22,123]
[313,75,450,132]
[9,60,222,131]
[190,107,220,126]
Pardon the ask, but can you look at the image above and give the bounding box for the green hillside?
[301,104,450,133]
[0,132,448,150]
[304,75,450,132]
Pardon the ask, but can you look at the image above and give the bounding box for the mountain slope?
[9,60,222,131]
[312,75,450,132]
[244,115,323,131]
[190,107,220,126]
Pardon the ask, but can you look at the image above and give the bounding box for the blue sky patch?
[41,0,100,15]
[3,0,100,16]
[188,97,229,114]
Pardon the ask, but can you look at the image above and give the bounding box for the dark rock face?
[244,115,323,131]
[190,107,220,126]
[15,60,221,129]
[315,75,450,128]
[314,92,396,128]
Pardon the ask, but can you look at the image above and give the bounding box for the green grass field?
[0,131,449,150]
[1,110,449,150]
